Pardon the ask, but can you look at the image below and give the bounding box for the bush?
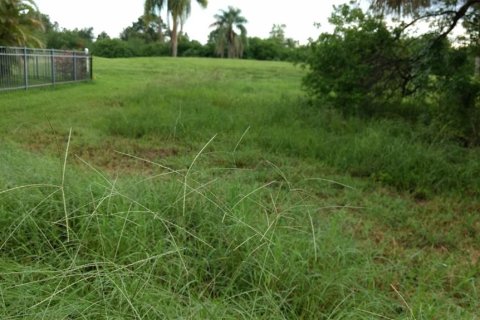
[92,39,135,58]
[141,42,170,56]
[427,46,480,146]
[244,37,302,62]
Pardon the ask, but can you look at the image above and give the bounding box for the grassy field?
[0,57,479,319]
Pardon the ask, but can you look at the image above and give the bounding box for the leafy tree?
[144,0,167,42]
[0,0,44,46]
[210,6,247,58]
[245,37,281,60]
[96,31,111,41]
[121,16,163,43]
[46,27,93,50]
[245,24,300,61]
[176,34,208,56]
[269,24,287,43]
[304,3,480,145]
[303,5,411,116]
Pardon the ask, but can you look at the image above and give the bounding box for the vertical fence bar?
[0,48,4,89]
[35,56,39,80]
[0,49,3,89]
[51,49,55,86]
[23,47,28,90]
[89,55,93,80]
[73,52,77,81]
[87,55,93,80]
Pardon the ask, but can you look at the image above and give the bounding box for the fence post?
[23,47,28,90]
[89,55,93,80]
[85,48,90,79]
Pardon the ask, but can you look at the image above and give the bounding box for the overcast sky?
[34,0,360,44]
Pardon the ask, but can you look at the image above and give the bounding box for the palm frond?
[0,0,44,47]
[372,0,432,14]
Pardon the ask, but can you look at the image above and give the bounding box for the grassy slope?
[0,57,479,319]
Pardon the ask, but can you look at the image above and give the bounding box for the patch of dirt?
[72,145,178,174]
[23,129,179,174]
[26,130,71,154]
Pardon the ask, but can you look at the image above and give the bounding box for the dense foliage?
[304,6,409,116]
[92,34,211,58]
[303,4,480,146]
[89,15,304,61]
[244,25,303,61]
[46,27,94,50]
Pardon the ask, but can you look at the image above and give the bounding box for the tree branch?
[390,0,480,40]
[438,0,480,39]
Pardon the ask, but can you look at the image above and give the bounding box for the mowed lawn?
[0,57,479,319]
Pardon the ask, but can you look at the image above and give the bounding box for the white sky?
[34,0,356,44]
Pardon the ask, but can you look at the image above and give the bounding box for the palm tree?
[0,0,44,47]
[210,7,247,59]
[169,0,207,57]
[144,0,208,57]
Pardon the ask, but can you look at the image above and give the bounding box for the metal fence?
[0,46,92,92]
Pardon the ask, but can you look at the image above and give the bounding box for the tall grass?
[0,141,392,319]
[102,81,479,195]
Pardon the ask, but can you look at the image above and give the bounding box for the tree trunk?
[171,17,178,57]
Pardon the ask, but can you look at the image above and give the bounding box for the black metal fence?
[0,46,92,92]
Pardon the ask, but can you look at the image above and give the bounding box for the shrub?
[92,39,135,58]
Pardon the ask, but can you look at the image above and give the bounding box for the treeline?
[92,35,305,61]
[38,14,305,61]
